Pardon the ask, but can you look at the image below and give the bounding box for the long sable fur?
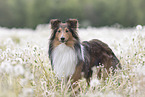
[48,19,121,84]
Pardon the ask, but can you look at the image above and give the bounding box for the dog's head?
[50,19,79,45]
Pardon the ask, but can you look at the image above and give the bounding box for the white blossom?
[21,88,33,97]
[90,78,100,87]
[0,60,13,74]
[136,25,142,30]
[14,65,25,76]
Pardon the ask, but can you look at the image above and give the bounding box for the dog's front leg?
[71,61,83,83]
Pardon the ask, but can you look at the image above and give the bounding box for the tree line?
[0,0,145,28]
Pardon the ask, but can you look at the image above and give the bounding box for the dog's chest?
[52,43,78,80]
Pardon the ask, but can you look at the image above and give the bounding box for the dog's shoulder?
[82,39,113,54]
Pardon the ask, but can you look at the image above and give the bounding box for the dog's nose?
[61,37,65,41]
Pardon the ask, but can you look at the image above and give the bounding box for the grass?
[0,25,145,97]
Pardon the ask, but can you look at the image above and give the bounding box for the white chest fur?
[52,43,78,80]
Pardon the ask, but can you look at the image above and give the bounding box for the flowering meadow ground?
[0,25,145,97]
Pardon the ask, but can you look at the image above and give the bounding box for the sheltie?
[48,19,121,84]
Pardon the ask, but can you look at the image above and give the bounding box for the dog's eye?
[66,29,69,32]
[58,30,61,33]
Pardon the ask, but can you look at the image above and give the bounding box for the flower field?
[0,25,145,97]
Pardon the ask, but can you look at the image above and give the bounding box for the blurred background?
[0,0,145,28]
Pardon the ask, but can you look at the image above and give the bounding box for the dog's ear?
[66,19,78,29]
[50,19,61,29]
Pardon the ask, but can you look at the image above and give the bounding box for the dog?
[48,19,121,84]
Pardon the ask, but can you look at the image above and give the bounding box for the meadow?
[0,25,145,97]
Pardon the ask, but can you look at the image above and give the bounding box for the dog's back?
[82,39,121,80]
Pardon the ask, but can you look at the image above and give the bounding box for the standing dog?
[48,19,121,83]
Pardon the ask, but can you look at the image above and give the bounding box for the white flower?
[15,58,23,64]
[6,48,11,53]
[90,78,100,87]
[32,45,39,51]
[2,51,7,58]
[105,92,122,97]
[134,64,145,76]
[136,25,142,30]
[0,61,13,74]
[4,38,14,46]
[22,88,33,97]
[25,71,34,80]
[19,78,28,86]
[0,49,2,53]
[14,65,25,76]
